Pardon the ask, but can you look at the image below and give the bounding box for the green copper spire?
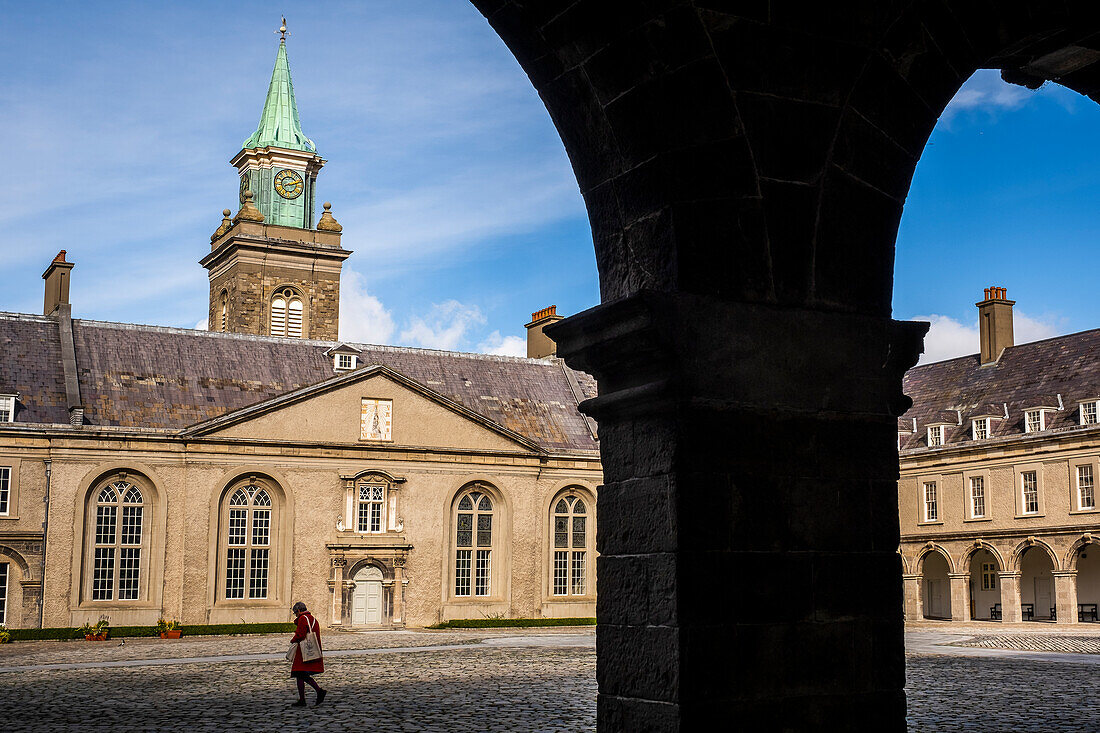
[243,38,315,153]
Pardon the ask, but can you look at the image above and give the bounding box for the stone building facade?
[900,288,1100,624]
[0,33,601,631]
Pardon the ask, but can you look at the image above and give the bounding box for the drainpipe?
[39,458,51,629]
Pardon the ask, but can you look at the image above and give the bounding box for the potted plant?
[79,617,110,641]
[156,618,182,639]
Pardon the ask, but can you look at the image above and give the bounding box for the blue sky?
[0,3,1096,361]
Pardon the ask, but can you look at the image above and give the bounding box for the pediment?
[182,365,540,453]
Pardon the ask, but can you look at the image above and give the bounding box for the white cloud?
[941,70,1031,121]
[194,318,208,331]
[338,270,396,344]
[337,162,580,276]
[399,300,485,351]
[478,331,527,357]
[911,311,1063,364]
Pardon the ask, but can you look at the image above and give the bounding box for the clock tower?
[201,22,351,341]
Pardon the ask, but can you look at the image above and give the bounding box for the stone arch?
[1065,534,1100,571]
[1011,537,1060,572]
[0,544,31,577]
[897,551,909,575]
[469,2,1100,727]
[915,543,955,575]
[347,557,392,582]
[961,541,1005,572]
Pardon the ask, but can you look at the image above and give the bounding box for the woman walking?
[289,601,327,707]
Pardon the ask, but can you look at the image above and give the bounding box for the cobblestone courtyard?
[2,626,1099,731]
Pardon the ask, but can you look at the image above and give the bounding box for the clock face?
[273,169,304,200]
[239,172,250,203]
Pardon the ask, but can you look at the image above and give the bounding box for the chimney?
[977,285,1014,365]
[525,305,564,359]
[42,250,74,316]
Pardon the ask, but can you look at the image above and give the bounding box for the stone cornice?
[547,290,928,421]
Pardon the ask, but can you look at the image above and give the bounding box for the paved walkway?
[3,626,1099,731]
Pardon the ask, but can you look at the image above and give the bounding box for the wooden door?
[351,565,384,626]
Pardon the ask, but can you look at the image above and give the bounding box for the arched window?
[454,486,495,597]
[222,483,274,599]
[220,290,228,331]
[357,479,386,534]
[551,492,591,596]
[90,480,146,601]
[270,287,304,338]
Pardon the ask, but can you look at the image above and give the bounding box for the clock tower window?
[270,288,305,339]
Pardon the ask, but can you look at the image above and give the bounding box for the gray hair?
[292,601,307,613]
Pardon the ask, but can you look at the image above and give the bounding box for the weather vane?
[277,17,289,41]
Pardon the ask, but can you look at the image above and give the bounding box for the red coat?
[290,612,324,674]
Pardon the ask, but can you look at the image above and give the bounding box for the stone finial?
[317,201,343,232]
[233,191,265,224]
[211,208,233,242]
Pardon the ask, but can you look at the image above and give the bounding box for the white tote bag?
[299,616,322,662]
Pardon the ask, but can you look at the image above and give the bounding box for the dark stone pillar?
[548,291,926,731]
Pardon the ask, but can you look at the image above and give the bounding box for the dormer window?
[927,425,944,447]
[972,418,989,440]
[0,395,14,423]
[335,353,356,371]
[1025,409,1045,433]
[1081,400,1099,426]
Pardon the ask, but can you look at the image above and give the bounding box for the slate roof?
[0,312,599,454]
[900,328,1100,451]
[0,313,69,424]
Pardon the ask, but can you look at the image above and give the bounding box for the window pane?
[370,502,382,533]
[225,548,245,599]
[92,547,114,601]
[572,551,586,595]
[1022,472,1039,513]
[455,550,471,596]
[118,548,140,600]
[458,495,472,511]
[97,487,116,503]
[252,508,271,546]
[121,506,143,545]
[95,505,117,545]
[228,509,247,546]
[553,551,568,595]
[554,516,568,548]
[1079,465,1095,509]
[555,499,568,514]
[478,496,492,512]
[572,499,586,514]
[475,550,491,596]
[249,548,269,599]
[121,485,143,503]
[0,467,8,515]
[357,499,370,533]
[253,490,271,507]
[457,513,472,547]
[0,562,7,625]
[229,489,248,506]
[476,514,492,547]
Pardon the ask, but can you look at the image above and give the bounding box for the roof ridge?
[909,325,1100,370]
[65,314,554,364]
